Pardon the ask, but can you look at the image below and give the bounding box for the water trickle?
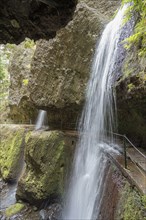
[63,5,127,220]
[35,110,48,130]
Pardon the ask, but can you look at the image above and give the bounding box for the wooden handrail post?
[123,135,127,169]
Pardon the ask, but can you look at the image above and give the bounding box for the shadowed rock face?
[116,43,146,147]
[0,0,77,44]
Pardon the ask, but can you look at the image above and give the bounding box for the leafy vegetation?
[24,38,35,49]
[122,0,146,57]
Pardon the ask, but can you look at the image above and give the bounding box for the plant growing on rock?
[122,0,146,57]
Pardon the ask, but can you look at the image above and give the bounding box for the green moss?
[17,131,65,203]
[5,203,25,217]
[25,131,32,143]
[0,125,25,180]
[127,83,135,92]
[117,184,146,220]
[142,195,146,208]
[122,0,146,58]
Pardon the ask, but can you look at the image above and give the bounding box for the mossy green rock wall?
[16,130,65,205]
[0,125,27,181]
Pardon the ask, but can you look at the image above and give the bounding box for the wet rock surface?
[0,180,17,211]
[116,45,146,147]
[0,180,62,220]
[112,17,135,83]
[0,0,77,44]
[98,164,124,220]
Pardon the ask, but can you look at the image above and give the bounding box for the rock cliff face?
[0,0,77,44]
[7,0,145,145]
[8,41,37,123]
[8,0,120,127]
[116,45,146,146]
[28,0,120,128]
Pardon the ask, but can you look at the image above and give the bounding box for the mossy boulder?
[0,124,29,182]
[16,130,65,206]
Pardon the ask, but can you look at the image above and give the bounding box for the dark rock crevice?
[0,0,77,44]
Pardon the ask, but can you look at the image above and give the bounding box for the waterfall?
[35,110,48,130]
[62,5,127,220]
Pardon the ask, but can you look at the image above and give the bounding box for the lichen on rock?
[16,130,65,205]
[5,203,25,217]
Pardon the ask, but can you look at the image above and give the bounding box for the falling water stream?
[35,110,48,130]
[63,5,127,220]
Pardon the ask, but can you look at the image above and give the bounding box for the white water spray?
[63,5,127,220]
[35,110,47,130]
